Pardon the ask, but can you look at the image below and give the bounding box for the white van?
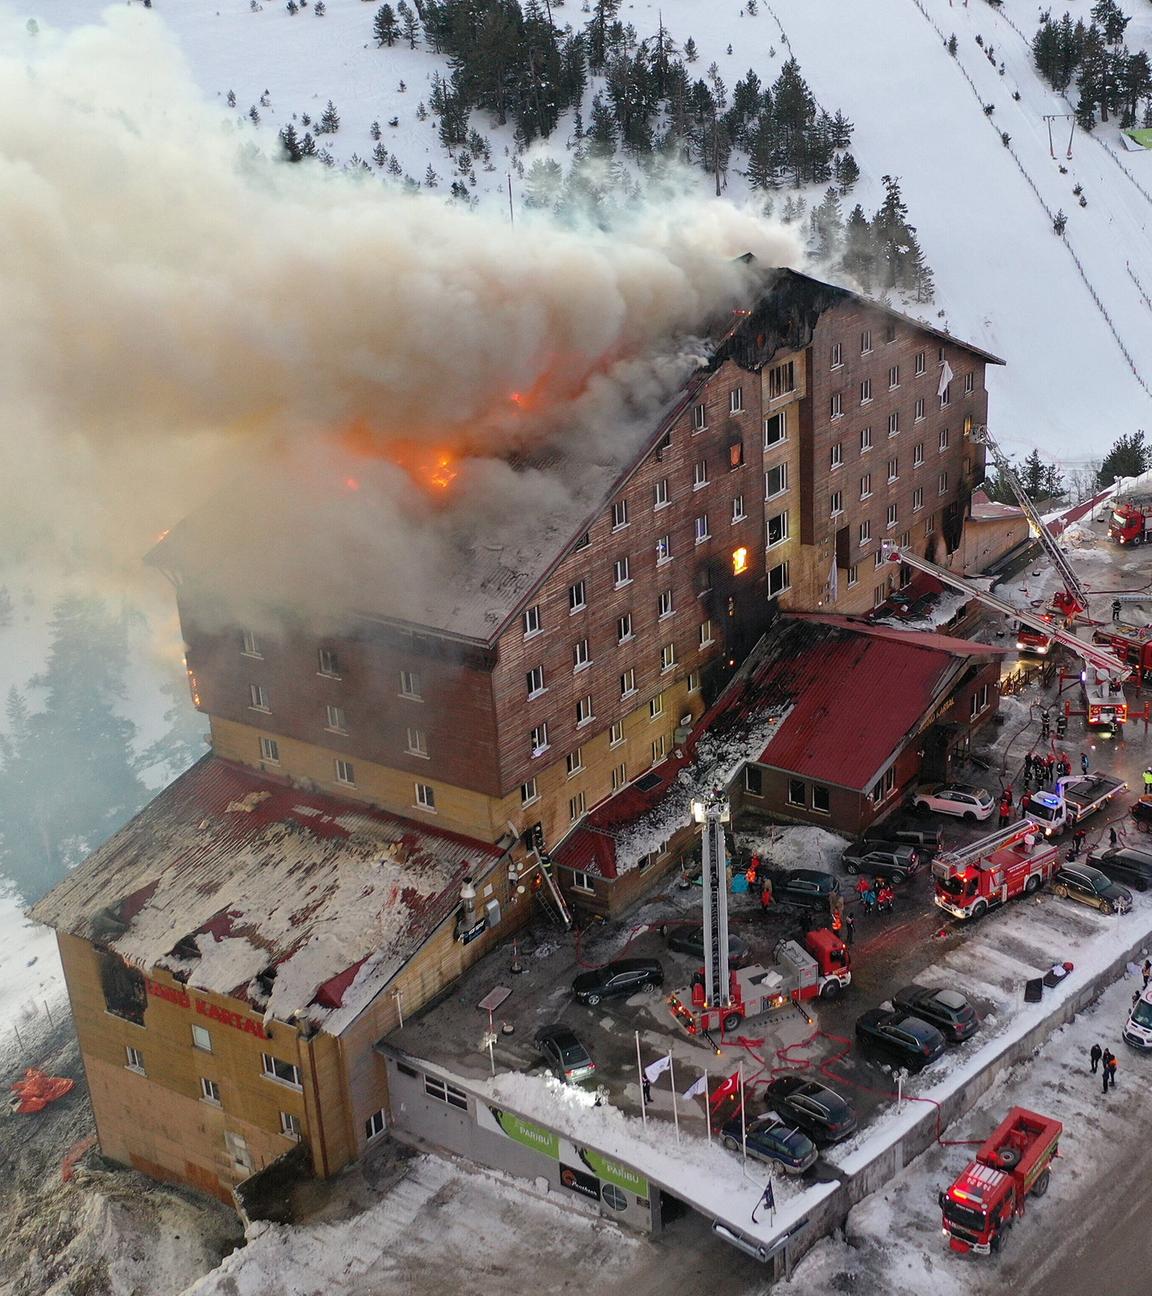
[1123,986,1152,1051]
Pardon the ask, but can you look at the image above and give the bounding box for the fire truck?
[668,930,851,1036]
[1021,772,1127,837]
[939,1108,1062,1254]
[933,822,1060,920]
[1108,498,1152,545]
[1093,623,1152,682]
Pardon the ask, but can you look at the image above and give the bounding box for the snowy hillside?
[23,0,1152,466]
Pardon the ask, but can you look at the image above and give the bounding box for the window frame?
[414,782,437,811]
[766,510,789,549]
[200,1076,222,1105]
[768,561,790,598]
[259,736,280,764]
[334,758,355,787]
[523,605,541,637]
[262,1053,303,1089]
[317,648,340,678]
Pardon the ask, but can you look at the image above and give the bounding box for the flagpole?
[704,1070,711,1142]
[668,1052,680,1142]
[635,1031,647,1126]
[739,1061,747,1177]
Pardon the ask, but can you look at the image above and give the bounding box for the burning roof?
[30,756,503,1034]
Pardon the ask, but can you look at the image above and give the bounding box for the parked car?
[762,868,841,911]
[1123,987,1152,1051]
[720,1112,818,1174]
[1088,845,1152,892]
[863,825,943,855]
[841,842,922,884]
[663,925,752,966]
[855,1008,947,1072]
[1052,863,1132,915]
[912,784,995,822]
[891,985,979,1043]
[533,1024,596,1084]
[1131,795,1152,834]
[571,958,664,1006]
[761,1075,857,1145]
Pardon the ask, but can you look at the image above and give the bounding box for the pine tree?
[373,142,389,166]
[840,203,876,290]
[424,163,439,187]
[1098,430,1151,485]
[226,89,237,108]
[587,93,618,158]
[904,226,935,302]
[524,156,564,207]
[401,8,419,47]
[810,186,844,261]
[370,119,382,140]
[872,174,910,290]
[319,99,340,133]
[684,36,698,64]
[278,122,303,161]
[745,112,777,190]
[373,3,400,46]
[834,150,860,194]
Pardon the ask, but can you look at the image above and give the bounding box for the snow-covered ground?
[20,0,1152,466]
[0,884,64,1052]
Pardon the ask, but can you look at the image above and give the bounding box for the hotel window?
[847,564,859,587]
[248,684,269,712]
[964,414,974,436]
[406,726,428,757]
[200,1077,222,1105]
[886,503,898,529]
[259,736,279,764]
[811,785,830,814]
[571,871,595,894]
[125,1046,145,1074]
[873,584,888,608]
[569,791,586,822]
[924,511,935,535]
[765,463,788,498]
[658,589,673,619]
[698,620,714,648]
[325,704,347,733]
[192,1025,212,1052]
[573,638,590,671]
[415,782,436,811]
[655,534,672,564]
[650,693,664,719]
[830,342,843,369]
[830,441,843,470]
[768,561,790,597]
[620,669,636,698]
[520,778,538,806]
[767,360,795,399]
[694,514,710,543]
[613,557,631,587]
[913,487,924,512]
[970,682,991,717]
[688,670,701,692]
[764,411,787,448]
[860,426,873,452]
[939,383,951,408]
[728,439,744,470]
[939,470,949,495]
[859,519,872,546]
[576,695,594,727]
[860,378,872,405]
[660,642,677,672]
[262,1054,302,1088]
[531,723,549,755]
[860,329,872,354]
[572,531,590,552]
[693,459,709,490]
[830,393,843,419]
[334,759,355,786]
[399,670,422,700]
[766,511,788,547]
[913,442,925,467]
[860,473,872,500]
[887,457,898,483]
[569,580,587,612]
[610,720,625,746]
[731,495,746,523]
[964,371,975,394]
[830,491,843,517]
[365,1110,386,1140]
[611,499,629,530]
[424,1076,468,1109]
[914,397,925,422]
[872,767,897,802]
[745,765,764,796]
[730,387,744,414]
[281,1112,302,1140]
[241,629,261,658]
[612,762,628,791]
[693,402,707,431]
[914,351,926,375]
[888,365,900,389]
[874,549,886,568]
[939,426,950,451]
[888,412,900,437]
[787,779,806,806]
[885,322,897,344]
[318,648,339,677]
[654,478,669,508]
[651,735,667,765]
[523,605,541,637]
[566,747,584,776]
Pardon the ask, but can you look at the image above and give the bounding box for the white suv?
[912,784,995,822]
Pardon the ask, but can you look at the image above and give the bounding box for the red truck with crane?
[1093,622,1152,683]
[932,822,1060,920]
[939,1108,1062,1254]
[668,929,851,1036]
[1108,498,1152,546]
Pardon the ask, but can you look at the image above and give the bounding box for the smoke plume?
[0,9,802,622]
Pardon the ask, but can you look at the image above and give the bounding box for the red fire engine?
[668,930,851,1036]
[939,1108,1062,1254]
[1092,623,1152,682]
[1108,499,1152,546]
[933,822,1060,920]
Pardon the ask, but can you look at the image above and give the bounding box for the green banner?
[489,1107,560,1159]
[579,1148,648,1197]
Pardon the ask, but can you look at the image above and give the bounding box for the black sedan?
[855,1008,946,1072]
[663,926,752,966]
[762,869,840,911]
[761,1075,857,1145]
[571,958,664,1006]
[720,1112,818,1174]
[891,985,979,1043]
[841,842,922,884]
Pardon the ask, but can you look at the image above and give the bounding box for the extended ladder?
[933,820,1037,879]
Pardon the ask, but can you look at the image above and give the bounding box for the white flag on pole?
[682,1074,709,1100]
[827,553,839,602]
[937,359,954,399]
[644,1054,672,1084]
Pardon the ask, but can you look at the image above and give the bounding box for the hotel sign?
[146,979,269,1039]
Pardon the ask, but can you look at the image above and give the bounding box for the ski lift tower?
[691,791,733,1016]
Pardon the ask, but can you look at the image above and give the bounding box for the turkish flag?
[709,1070,742,1107]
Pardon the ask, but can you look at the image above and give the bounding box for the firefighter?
[1113,598,1123,622]
[1044,752,1056,785]
[1069,827,1087,859]
[1041,707,1051,739]
[1081,752,1091,776]
[875,877,895,914]
[759,875,774,910]
[1143,768,1152,794]
[1056,707,1068,739]
[998,792,1012,828]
